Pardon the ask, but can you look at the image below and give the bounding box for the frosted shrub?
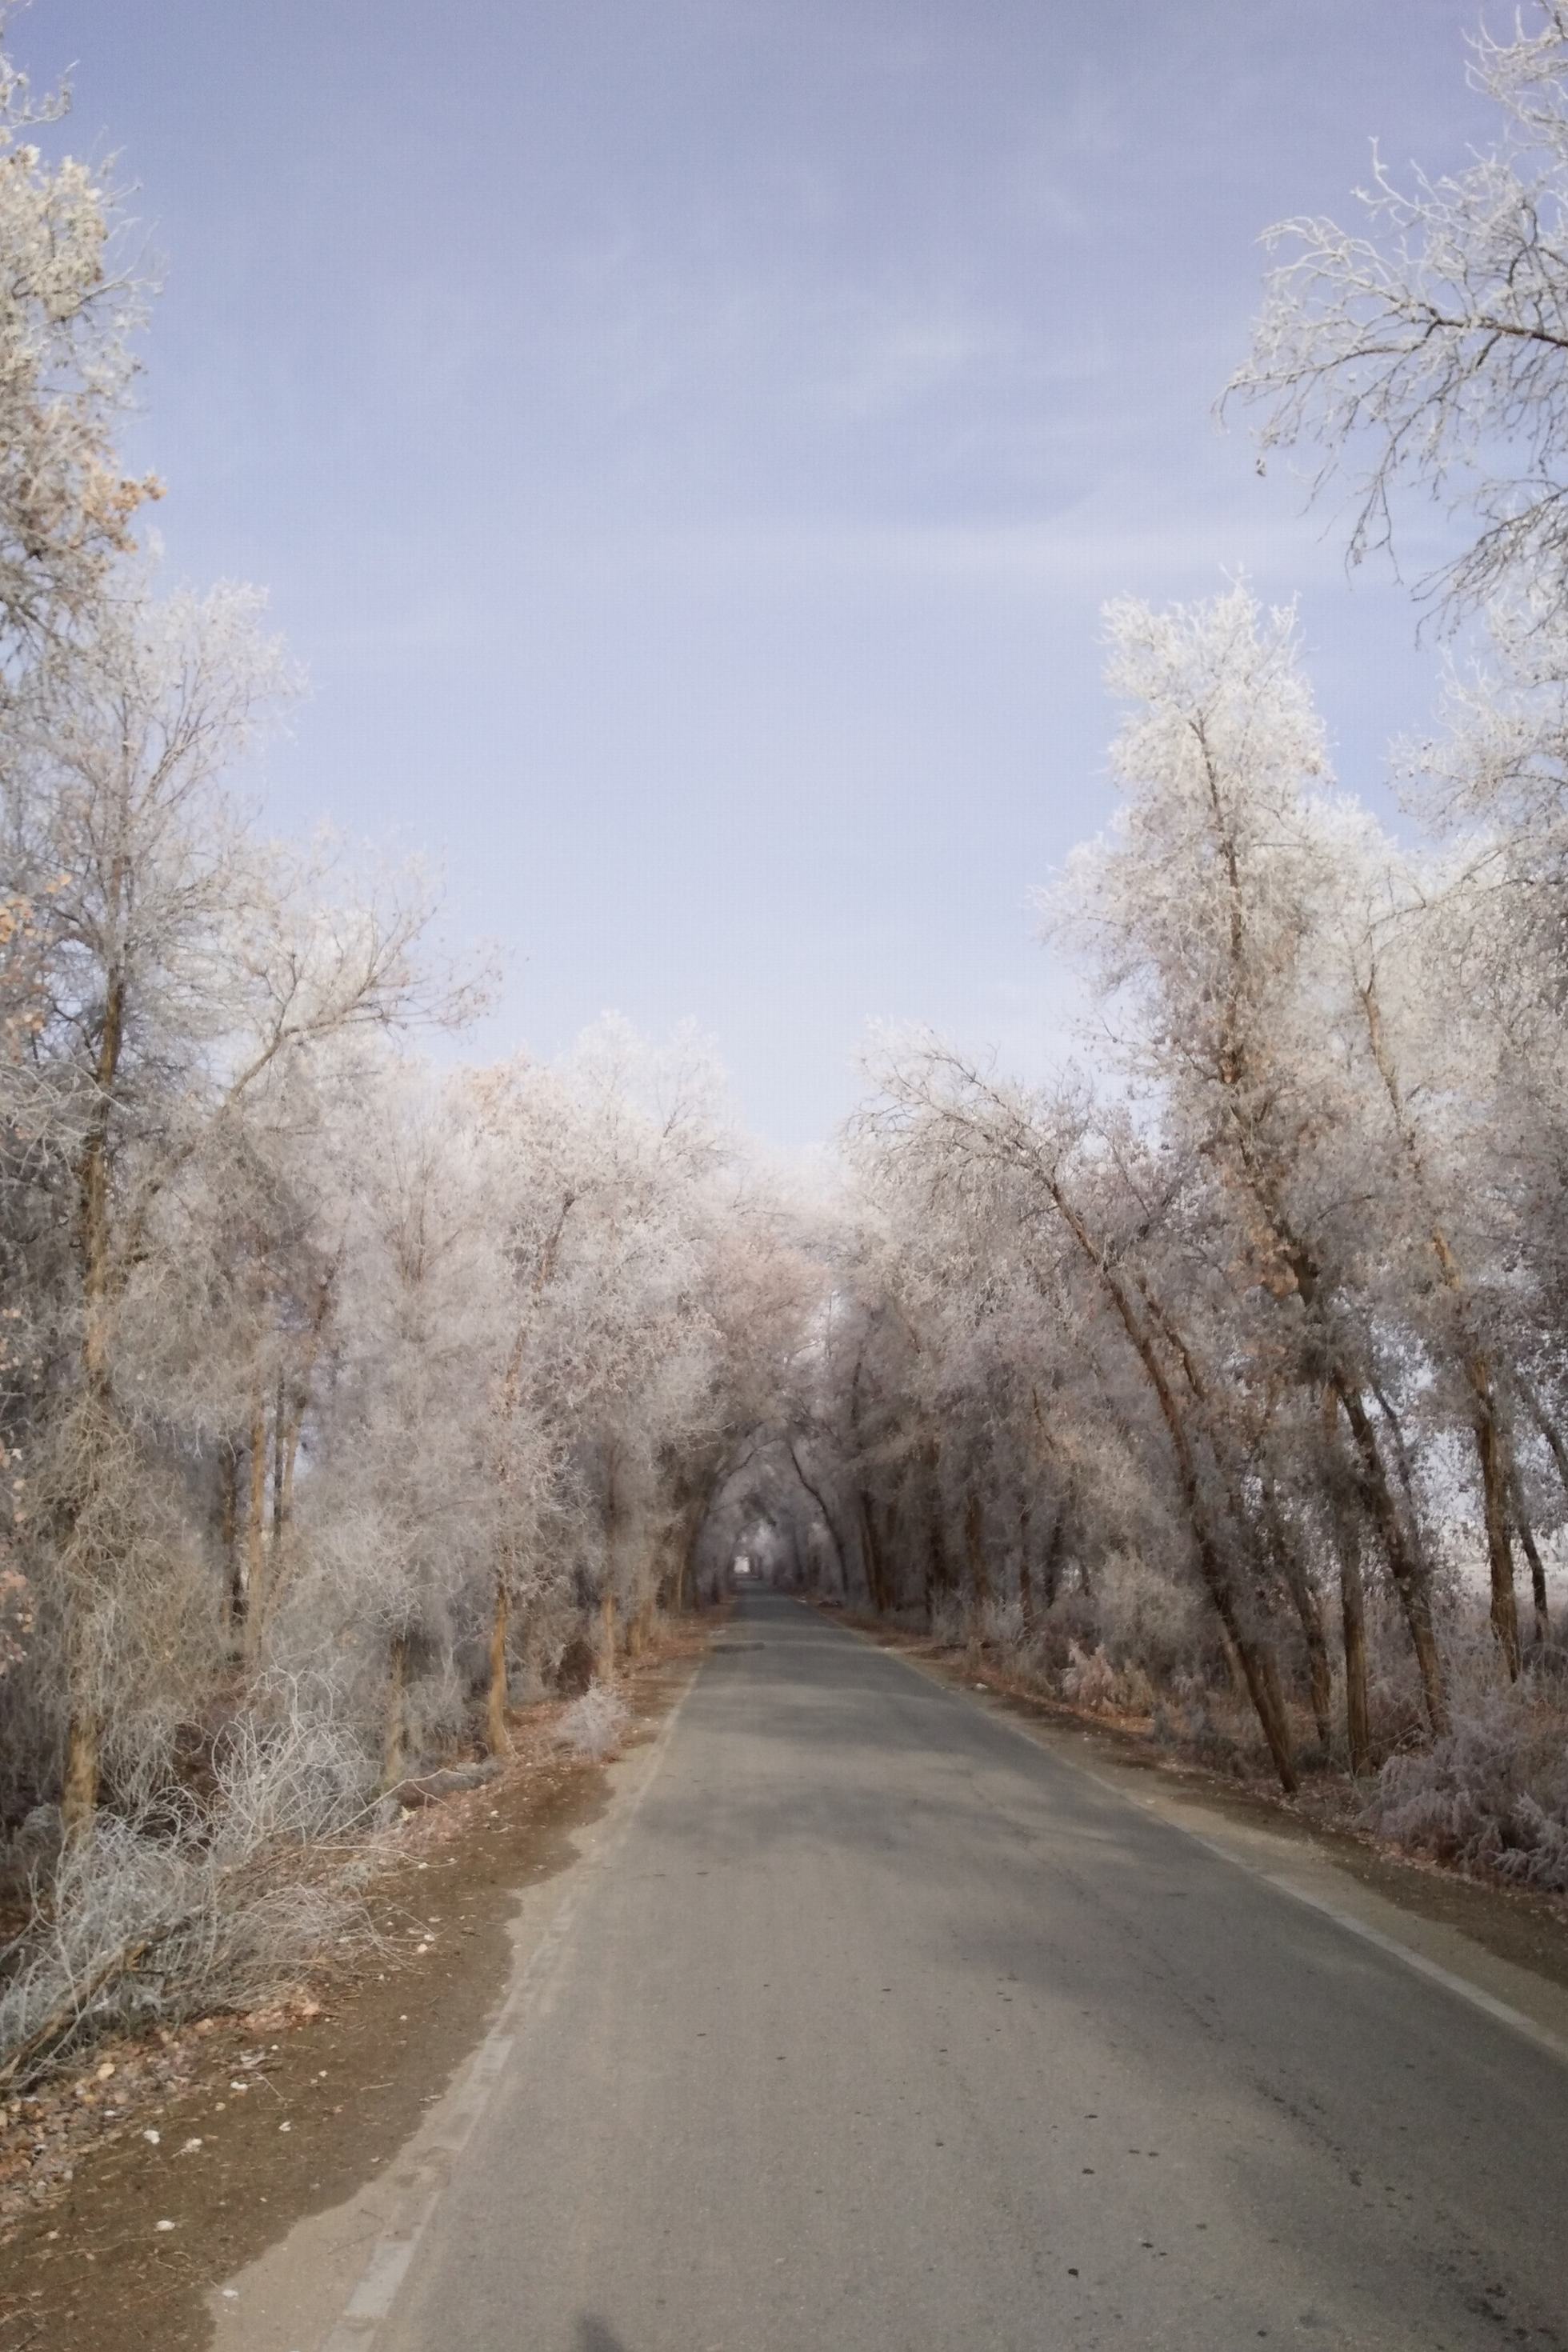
[1062,1643,1119,1711]
[1117,1658,1157,1716]
[1097,1550,1204,1689]
[1057,1642,1154,1716]
[978,1597,1026,1650]
[1363,1698,1568,1891]
[559,1680,630,1762]
[0,1702,377,2089]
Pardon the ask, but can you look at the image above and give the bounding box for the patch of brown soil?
[0,1616,717,2352]
[826,1604,1568,1994]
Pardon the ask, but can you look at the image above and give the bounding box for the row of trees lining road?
[742,9,1568,1888]
[0,38,826,2086]
[11,0,1568,2084]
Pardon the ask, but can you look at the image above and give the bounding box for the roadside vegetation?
[720,9,1568,1896]
[0,26,823,2090]
[7,0,1568,2116]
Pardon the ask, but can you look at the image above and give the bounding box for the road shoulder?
[0,1638,708,2352]
[831,1608,1568,2062]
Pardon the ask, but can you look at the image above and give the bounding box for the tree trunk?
[1290,1570,1334,1750]
[484,1576,510,1757]
[219,1442,242,1646]
[1038,1503,1066,1610]
[858,1492,888,1614]
[1035,1172,1299,1790]
[60,1692,99,1845]
[1474,1398,1521,1677]
[1216,1622,1251,1705]
[281,1403,299,1528]
[1359,993,1522,1681]
[1216,1601,1298,1790]
[270,1368,286,1559]
[242,1390,268,1665]
[963,1483,991,1619]
[786,1440,848,1595]
[1053,1198,1298,1793]
[1340,1535,1372,1776]
[920,1434,949,1628]
[1198,982,1446,1743]
[59,973,126,1838]
[381,1631,410,1792]
[1331,1377,1447,1737]
[599,1587,616,1671]
[1263,1484,1331,1749]
[1509,1476,1552,1650]
[1321,1389,1373,1774]
[1017,1494,1035,1640]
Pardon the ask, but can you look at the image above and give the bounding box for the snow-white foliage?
[0,1699,374,2088]
[558,1681,631,1762]
[14,3,1568,2090]
[1363,1698,1568,1890]
[1228,3,1568,617]
[0,24,818,2070]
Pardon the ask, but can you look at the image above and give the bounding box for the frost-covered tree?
[1227,4,1568,619]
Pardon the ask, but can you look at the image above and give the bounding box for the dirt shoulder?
[822,1605,1568,2014]
[0,1621,716,2352]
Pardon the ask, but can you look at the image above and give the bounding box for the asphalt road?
[374,1591,1568,2352]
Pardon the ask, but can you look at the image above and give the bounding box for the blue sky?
[16,1,1492,1144]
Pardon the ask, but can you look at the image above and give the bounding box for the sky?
[14,0,1497,1146]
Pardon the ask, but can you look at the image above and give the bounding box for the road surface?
[370,1591,1567,2351]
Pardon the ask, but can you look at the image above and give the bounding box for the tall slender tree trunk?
[242,1389,268,1666]
[219,1442,242,1647]
[1038,1503,1066,1610]
[786,1440,848,1594]
[270,1369,286,1558]
[1049,1181,1297,1791]
[1339,1539,1372,1775]
[963,1483,991,1619]
[1360,982,1522,1682]
[1321,1387,1372,1773]
[1261,1479,1331,1748]
[280,1403,300,1528]
[1473,1398,1521,1676]
[1215,1621,1252,1705]
[600,1447,622,1666]
[381,1630,410,1792]
[1330,1378,1447,1737]
[1288,1558,1333,1749]
[484,1576,510,1757]
[858,1492,888,1614]
[60,1605,101,1841]
[1206,946,1446,1743]
[920,1434,949,1628]
[1508,1473,1552,1650]
[59,972,127,1839]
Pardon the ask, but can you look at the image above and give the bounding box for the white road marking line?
[850,1617,1568,2072]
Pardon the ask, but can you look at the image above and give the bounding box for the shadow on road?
[578,2318,633,2352]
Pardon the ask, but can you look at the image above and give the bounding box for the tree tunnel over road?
[278,1588,1568,2352]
